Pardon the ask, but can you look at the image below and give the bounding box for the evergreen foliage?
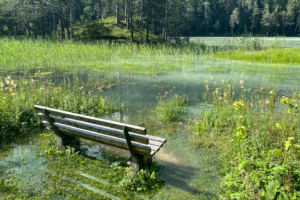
[0,0,299,39]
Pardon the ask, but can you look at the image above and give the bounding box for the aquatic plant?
[154,89,188,123]
[191,80,300,199]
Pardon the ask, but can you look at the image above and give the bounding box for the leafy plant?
[154,89,188,123]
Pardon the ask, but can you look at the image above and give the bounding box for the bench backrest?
[34,105,153,155]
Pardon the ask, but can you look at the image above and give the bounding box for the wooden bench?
[34,105,167,170]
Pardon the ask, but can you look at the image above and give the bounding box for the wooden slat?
[150,151,156,156]
[145,135,167,144]
[149,140,163,148]
[38,113,149,145]
[41,121,151,155]
[34,105,147,135]
[148,145,160,152]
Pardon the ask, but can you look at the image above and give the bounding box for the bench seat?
[34,105,167,169]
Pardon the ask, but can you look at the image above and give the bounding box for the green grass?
[190,80,300,199]
[0,37,202,75]
[212,48,300,64]
[0,75,116,144]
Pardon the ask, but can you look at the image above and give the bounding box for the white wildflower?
[269,90,273,94]
[240,80,244,85]
[222,80,225,83]
[266,100,270,104]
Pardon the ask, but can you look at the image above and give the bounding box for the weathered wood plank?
[149,140,164,148]
[150,151,156,156]
[145,135,167,144]
[34,105,147,135]
[148,144,160,152]
[41,121,151,155]
[38,113,149,144]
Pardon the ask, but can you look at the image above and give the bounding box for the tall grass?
[0,37,203,75]
[190,80,300,199]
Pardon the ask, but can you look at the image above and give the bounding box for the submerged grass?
[0,135,164,199]
[190,80,300,199]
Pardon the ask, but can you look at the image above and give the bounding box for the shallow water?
[188,37,300,48]
[1,55,300,199]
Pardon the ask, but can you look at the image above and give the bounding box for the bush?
[0,75,116,143]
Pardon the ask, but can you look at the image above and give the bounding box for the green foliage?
[154,89,188,123]
[191,80,300,199]
[73,17,156,42]
[115,161,164,193]
[0,75,116,144]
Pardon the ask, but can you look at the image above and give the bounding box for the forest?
[0,0,300,41]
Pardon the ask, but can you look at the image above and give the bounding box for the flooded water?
[188,37,300,48]
[1,54,300,199]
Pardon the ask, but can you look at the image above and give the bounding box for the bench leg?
[130,155,152,170]
[56,134,80,149]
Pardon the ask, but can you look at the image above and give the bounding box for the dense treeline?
[0,0,299,41]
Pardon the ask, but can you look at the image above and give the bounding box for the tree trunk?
[115,4,119,24]
[70,0,73,40]
[31,0,37,38]
[10,15,13,36]
[42,16,45,38]
[126,0,129,29]
[163,0,168,40]
[130,0,133,42]
[140,0,143,20]
[28,22,31,37]
[125,0,127,22]
[97,1,102,20]
[34,19,37,38]
[146,0,150,43]
[140,0,143,43]
[52,11,56,32]
[60,3,65,40]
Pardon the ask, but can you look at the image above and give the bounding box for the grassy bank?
[212,48,300,64]
[190,80,300,199]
